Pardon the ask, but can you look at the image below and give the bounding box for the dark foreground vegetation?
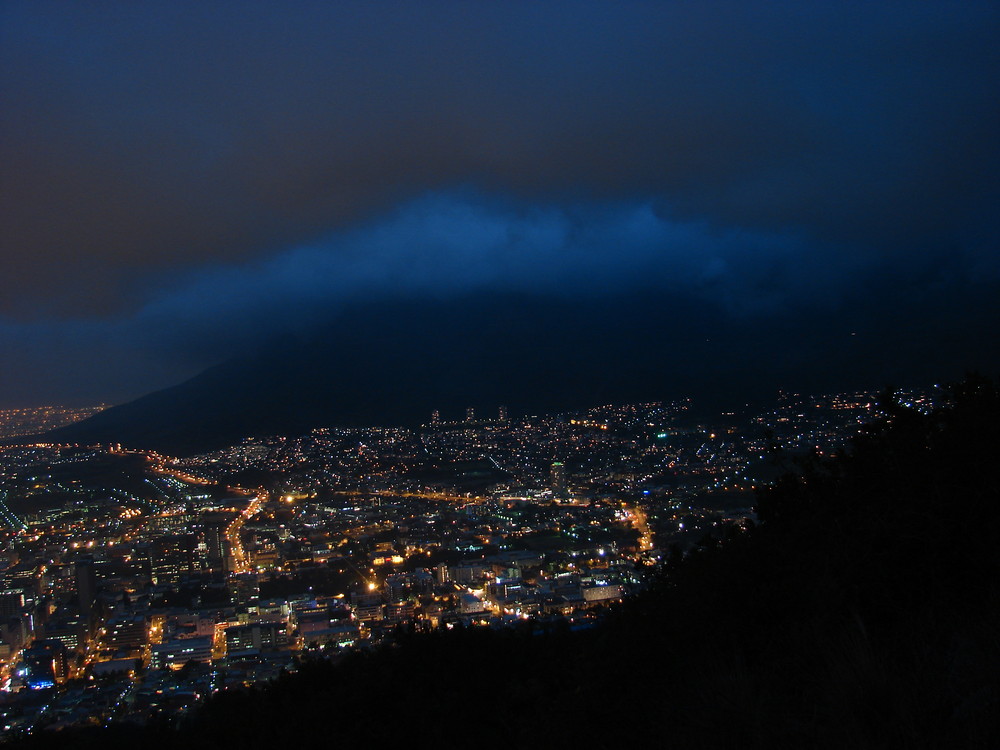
[17,377,1000,749]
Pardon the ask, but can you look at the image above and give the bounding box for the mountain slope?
[41,287,980,455]
[42,292,740,454]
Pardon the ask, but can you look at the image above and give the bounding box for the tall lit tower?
[550,462,567,500]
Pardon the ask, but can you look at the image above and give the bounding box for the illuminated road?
[139,446,266,574]
[334,489,487,505]
[0,490,27,532]
[224,487,266,573]
[623,502,655,552]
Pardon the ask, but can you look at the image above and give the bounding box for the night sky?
[1,2,998,409]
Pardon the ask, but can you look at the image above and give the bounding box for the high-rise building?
[0,589,24,619]
[224,622,287,653]
[41,613,86,651]
[550,462,568,499]
[101,613,148,654]
[75,558,97,617]
[498,405,508,422]
[431,409,440,424]
[151,534,197,586]
[201,517,232,573]
[21,640,68,689]
[150,637,213,670]
[465,407,475,422]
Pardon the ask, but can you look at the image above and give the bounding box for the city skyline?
[0,379,957,735]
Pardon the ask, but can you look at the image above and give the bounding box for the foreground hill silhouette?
[19,375,999,749]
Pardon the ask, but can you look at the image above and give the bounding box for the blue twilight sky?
[1,1,998,407]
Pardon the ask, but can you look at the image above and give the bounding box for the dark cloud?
[3,189,996,409]
[4,3,998,309]
[1,1,998,405]
[0,190,860,401]
[137,191,866,348]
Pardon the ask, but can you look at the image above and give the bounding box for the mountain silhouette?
[45,292,744,454]
[41,288,953,455]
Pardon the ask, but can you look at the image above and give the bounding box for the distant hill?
[41,288,974,456]
[41,292,757,455]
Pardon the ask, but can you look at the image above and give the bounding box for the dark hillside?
[42,292,719,454]
[37,290,922,455]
